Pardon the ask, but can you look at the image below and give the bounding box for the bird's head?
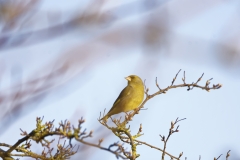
[125,75,143,85]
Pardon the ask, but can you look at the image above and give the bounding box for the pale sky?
[0,0,239,160]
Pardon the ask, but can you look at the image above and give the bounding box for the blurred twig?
[0,0,165,50]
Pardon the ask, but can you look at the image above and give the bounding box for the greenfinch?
[101,75,144,121]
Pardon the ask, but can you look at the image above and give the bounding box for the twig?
[214,154,222,160]
[226,150,231,160]
[75,138,127,159]
[156,77,161,91]
[134,140,179,159]
[171,69,181,86]
[160,118,186,160]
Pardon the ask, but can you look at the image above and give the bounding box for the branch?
[133,140,179,159]
[123,70,222,123]
[0,117,128,159]
[99,70,222,160]
[160,118,186,160]
[214,150,231,160]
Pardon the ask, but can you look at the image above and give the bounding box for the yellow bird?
[101,75,144,121]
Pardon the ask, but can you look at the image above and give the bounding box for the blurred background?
[0,0,239,159]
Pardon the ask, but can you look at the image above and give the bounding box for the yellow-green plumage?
[101,75,144,121]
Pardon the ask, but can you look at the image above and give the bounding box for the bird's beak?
[125,76,131,81]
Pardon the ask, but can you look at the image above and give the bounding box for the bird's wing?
[108,85,133,113]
